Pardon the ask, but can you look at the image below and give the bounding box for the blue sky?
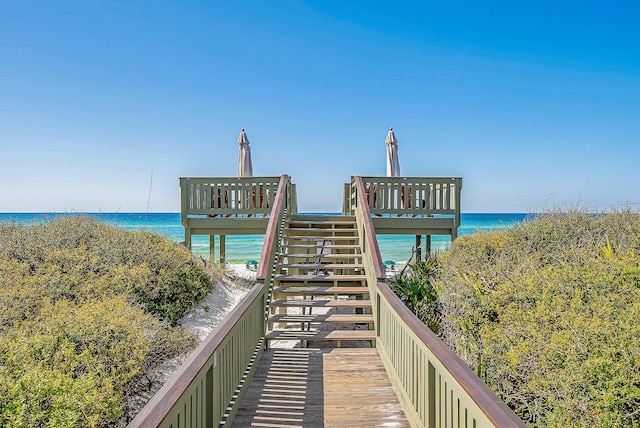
[1,1,639,213]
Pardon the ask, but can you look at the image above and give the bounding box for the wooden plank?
[283,235,359,241]
[232,349,409,427]
[285,227,358,232]
[280,243,360,249]
[278,263,364,269]
[279,253,360,260]
[269,299,372,308]
[286,220,356,226]
[265,330,376,341]
[268,314,374,323]
[272,286,369,295]
[275,274,366,281]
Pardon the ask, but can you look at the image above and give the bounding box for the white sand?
[178,263,254,340]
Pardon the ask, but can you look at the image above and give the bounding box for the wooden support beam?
[415,235,422,262]
[184,228,192,250]
[220,235,226,265]
[209,235,215,264]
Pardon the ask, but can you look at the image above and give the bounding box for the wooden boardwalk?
[233,348,410,427]
[128,176,525,428]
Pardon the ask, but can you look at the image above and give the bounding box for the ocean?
[0,213,530,263]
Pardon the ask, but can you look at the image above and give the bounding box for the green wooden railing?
[180,176,282,219]
[129,175,293,428]
[344,176,462,225]
[352,177,525,428]
[127,283,266,428]
[256,175,293,314]
[352,177,387,315]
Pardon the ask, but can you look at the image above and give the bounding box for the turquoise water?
[0,212,530,263]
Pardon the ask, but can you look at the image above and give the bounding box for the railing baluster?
[345,176,462,218]
[180,177,282,218]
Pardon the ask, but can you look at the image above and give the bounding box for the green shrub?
[0,216,212,322]
[390,258,441,333]
[0,216,212,426]
[435,208,640,426]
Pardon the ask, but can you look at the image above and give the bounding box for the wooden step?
[278,263,364,270]
[275,274,367,282]
[268,313,374,324]
[279,253,361,260]
[274,281,367,288]
[265,329,376,342]
[272,286,369,295]
[280,243,360,250]
[270,299,372,309]
[285,227,358,233]
[287,220,356,226]
[283,235,359,241]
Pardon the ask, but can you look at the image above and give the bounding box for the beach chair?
[210,187,231,217]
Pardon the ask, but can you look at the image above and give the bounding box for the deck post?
[184,227,192,250]
[415,235,422,262]
[220,235,226,265]
[426,235,432,258]
[214,235,216,264]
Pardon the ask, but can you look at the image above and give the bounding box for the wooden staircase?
[266,215,375,348]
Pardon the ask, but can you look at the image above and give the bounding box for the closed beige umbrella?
[238,128,253,177]
[385,128,400,177]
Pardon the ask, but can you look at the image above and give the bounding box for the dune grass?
[428,208,640,426]
[0,216,216,427]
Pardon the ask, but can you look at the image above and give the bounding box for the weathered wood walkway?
[233,348,410,427]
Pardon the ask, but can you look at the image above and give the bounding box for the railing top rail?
[128,282,266,427]
[376,281,526,427]
[257,174,290,280]
[358,176,463,181]
[179,176,281,181]
[353,176,386,280]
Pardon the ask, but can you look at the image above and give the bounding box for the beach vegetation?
[390,257,441,333]
[433,207,640,426]
[0,216,215,427]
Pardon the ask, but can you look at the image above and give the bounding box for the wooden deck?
[233,348,410,428]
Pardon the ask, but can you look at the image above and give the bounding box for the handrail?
[352,176,385,320]
[376,282,526,427]
[257,174,290,281]
[353,176,386,280]
[127,282,266,428]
